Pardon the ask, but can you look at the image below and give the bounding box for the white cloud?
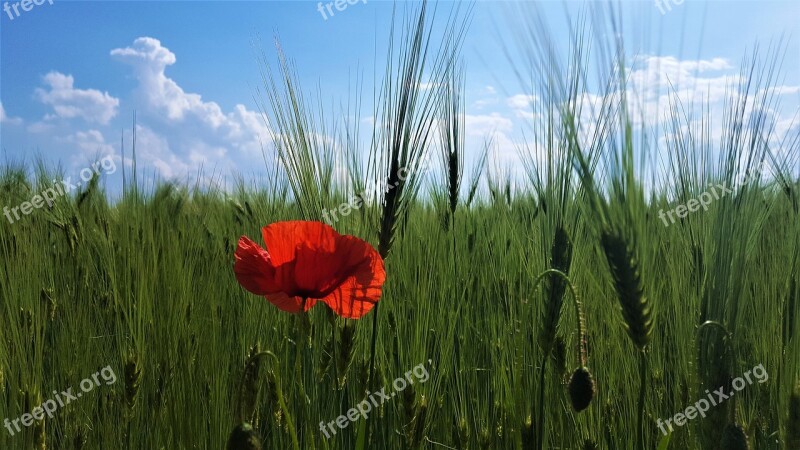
[624,56,741,125]
[0,102,22,125]
[34,72,119,124]
[464,113,517,162]
[26,121,55,134]
[507,94,537,110]
[62,129,116,158]
[506,94,539,120]
[111,37,226,125]
[472,98,498,109]
[760,85,800,97]
[464,113,513,136]
[130,124,190,179]
[109,37,273,179]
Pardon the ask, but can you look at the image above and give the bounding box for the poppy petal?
[262,221,337,266]
[293,234,380,297]
[236,221,386,319]
[320,237,386,319]
[265,293,317,314]
[234,236,279,295]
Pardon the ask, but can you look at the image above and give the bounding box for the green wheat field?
[1,2,799,450]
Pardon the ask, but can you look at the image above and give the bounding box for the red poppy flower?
[234,221,386,319]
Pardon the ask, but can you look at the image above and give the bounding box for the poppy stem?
[366,302,381,441]
[295,298,311,448]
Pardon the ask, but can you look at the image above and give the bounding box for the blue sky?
[1,0,798,190]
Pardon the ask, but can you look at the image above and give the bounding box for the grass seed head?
[600,229,652,350]
[124,354,142,412]
[34,416,46,450]
[239,343,264,423]
[264,374,282,426]
[479,425,492,450]
[410,396,428,448]
[403,384,418,422]
[40,288,57,321]
[451,416,469,449]
[521,415,535,450]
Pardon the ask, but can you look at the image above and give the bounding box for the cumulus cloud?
[464,113,517,162]
[506,94,539,120]
[111,37,225,125]
[26,121,55,134]
[507,94,537,110]
[0,102,22,125]
[62,129,116,158]
[34,72,119,124]
[129,124,191,179]
[623,56,741,125]
[464,113,514,136]
[109,37,272,179]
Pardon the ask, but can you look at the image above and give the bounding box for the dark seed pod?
[720,422,749,450]
[582,439,599,450]
[568,367,595,412]
[226,423,262,450]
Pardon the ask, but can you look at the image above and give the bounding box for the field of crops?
[1,2,799,450]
